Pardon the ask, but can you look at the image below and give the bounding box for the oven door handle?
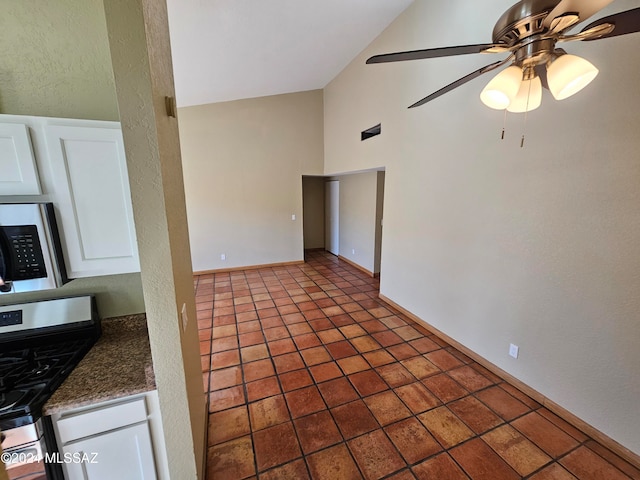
[3,442,44,469]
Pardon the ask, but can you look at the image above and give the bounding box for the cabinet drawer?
[56,397,148,444]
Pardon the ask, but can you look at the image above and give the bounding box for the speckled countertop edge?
[43,313,155,415]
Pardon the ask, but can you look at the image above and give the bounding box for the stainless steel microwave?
[0,203,68,294]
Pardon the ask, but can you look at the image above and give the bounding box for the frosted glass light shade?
[507,76,542,113]
[480,65,522,110]
[547,54,599,100]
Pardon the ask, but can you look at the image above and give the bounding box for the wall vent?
[361,124,381,141]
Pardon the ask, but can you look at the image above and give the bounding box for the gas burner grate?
[0,390,28,412]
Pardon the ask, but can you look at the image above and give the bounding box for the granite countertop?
[43,313,156,415]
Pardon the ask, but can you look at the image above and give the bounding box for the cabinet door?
[44,124,139,277]
[0,123,41,195]
[61,422,157,480]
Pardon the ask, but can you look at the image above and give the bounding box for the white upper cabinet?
[44,122,140,277]
[0,114,140,278]
[0,123,41,195]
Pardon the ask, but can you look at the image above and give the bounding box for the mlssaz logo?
[45,452,99,464]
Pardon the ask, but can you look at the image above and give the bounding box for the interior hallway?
[197,250,639,480]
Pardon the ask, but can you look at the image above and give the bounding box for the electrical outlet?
[509,343,519,359]
[352,249,356,255]
[291,214,296,221]
[220,254,226,261]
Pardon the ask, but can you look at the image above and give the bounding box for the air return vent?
[361,124,381,141]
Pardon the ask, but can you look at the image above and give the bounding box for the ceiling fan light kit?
[480,65,523,109]
[547,53,599,99]
[366,0,640,113]
[508,74,543,112]
[480,50,597,110]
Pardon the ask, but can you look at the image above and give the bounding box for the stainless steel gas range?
[0,296,100,479]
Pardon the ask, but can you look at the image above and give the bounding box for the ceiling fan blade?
[579,7,640,40]
[408,60,506,109]
[366,44,506,64]
[548,13,582,34]
[543,0,615,29]
[558,22,614,41]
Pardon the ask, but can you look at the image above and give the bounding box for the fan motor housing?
[514,37,556,67]
[493,0,562,44]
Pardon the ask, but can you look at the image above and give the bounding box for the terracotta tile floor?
[197,250,640,480]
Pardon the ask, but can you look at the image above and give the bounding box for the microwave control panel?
[0,225,48,280]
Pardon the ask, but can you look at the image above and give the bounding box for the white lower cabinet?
[61,422,156,480]
[51,391,168,480]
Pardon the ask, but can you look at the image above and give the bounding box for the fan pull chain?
[521,78,533,148]
[501,109,508,140]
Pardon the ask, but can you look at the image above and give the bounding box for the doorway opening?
[301,170,385,278]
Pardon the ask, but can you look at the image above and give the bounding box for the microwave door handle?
[0,239,13,293]
[0,281,11,294]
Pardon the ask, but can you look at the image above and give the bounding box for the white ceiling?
[165,0,414,107]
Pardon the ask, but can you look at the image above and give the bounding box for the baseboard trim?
[194,260,304,275]
[379,293,640,469]
[337,255,376,278]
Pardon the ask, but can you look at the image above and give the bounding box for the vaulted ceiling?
[166,0,414,107]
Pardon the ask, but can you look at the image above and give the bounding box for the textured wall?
[103,0,205,477]
[336,171,380,274]
[179,90,324,272]
[0,0,119,120]
[325,0,640,455]
[0,0,144,317]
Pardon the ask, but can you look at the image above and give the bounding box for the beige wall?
[178,90,324,272]
[0,0,119,121]
[104,0,205,477]
[302,176,325,249]
[324,0,640,455]
[374,171,385,273]
[0,0,143,317]
[335,171,382,274]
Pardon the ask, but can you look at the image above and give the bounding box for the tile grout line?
[202,251,639,480]
[251,258,371,478]
[249,268,314,480]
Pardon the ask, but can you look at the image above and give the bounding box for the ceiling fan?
[366,0,640,112]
